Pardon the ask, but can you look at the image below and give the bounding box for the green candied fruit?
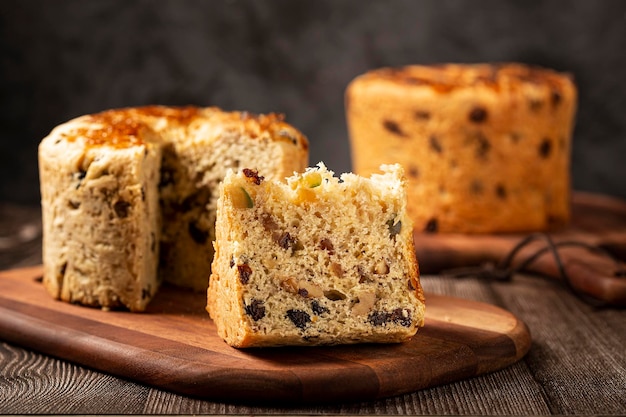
[306,172,322,188]
[231,187,254,208]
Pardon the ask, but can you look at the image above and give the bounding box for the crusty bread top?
[42,105,309,151]
[348,63,575,96]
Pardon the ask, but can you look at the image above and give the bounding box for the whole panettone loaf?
[346,63,577,234]
[206,163,425,347]
[38,106,308,311]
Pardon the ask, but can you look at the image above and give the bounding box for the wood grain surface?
[1,199,625,415]
[414,192,626,305]
[0,265,530,404]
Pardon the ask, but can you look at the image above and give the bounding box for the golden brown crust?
[56,106,309,152]
[356,63,573,94]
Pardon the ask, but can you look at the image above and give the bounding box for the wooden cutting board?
[414,192,626,306]
[0,265,530,404]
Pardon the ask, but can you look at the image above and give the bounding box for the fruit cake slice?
[207,163,425,347]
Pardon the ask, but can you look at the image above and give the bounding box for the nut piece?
[298,280,324,298]
[352,291,376,316]
[374,259,389,275]
[280,277,298,294]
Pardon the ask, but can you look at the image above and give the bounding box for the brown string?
[443,233,626,308]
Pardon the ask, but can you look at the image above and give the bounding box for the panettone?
[38,106,308,311]
[346,63,577,233]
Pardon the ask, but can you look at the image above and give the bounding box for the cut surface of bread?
[207,163,425,347]
[38,106,308,311]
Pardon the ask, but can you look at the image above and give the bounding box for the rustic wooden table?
[0,202,624,415]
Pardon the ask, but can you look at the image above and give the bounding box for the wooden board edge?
[0,265,533,404]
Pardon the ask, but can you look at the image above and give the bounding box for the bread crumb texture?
[207,163,425,347]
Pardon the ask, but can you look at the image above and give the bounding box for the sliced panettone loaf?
[206,163,425,347]
[39,106,308,311]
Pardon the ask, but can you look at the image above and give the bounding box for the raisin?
[429,135,443,153]
[261,213,279,232]
[278,232,293,249]
[75,170,86,189]
[237,264,252,284]
[470,179,484,195]
[311,300,329,315]
[475,133,491,159]
[58,262,67,280]
[245,299,266,321]
[243,168,264,185]
[468,106,488,123]
[382,120,406,137]
[298,288,309,298]
[286,309,310,329]
[180,187,211,212]
[369,309,411,327]
[159,166,175,188]
[113,199,131,218]
[424,218,438,233]
[387,219,402,238]
[188,221,209,244]
[141,285,152,300]
[319,238,334,255]
[539,138,552,158]
[150,232,156,253]
[391,308,412,327]
[495,184,507,199]
[68,200,80,210]
[414,110,431,120]
[278,232,300,252]
[529,99,543,112]
[368,311,391,326]
[551,90,562,107]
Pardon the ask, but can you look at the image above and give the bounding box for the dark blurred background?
[1,0,625,205]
